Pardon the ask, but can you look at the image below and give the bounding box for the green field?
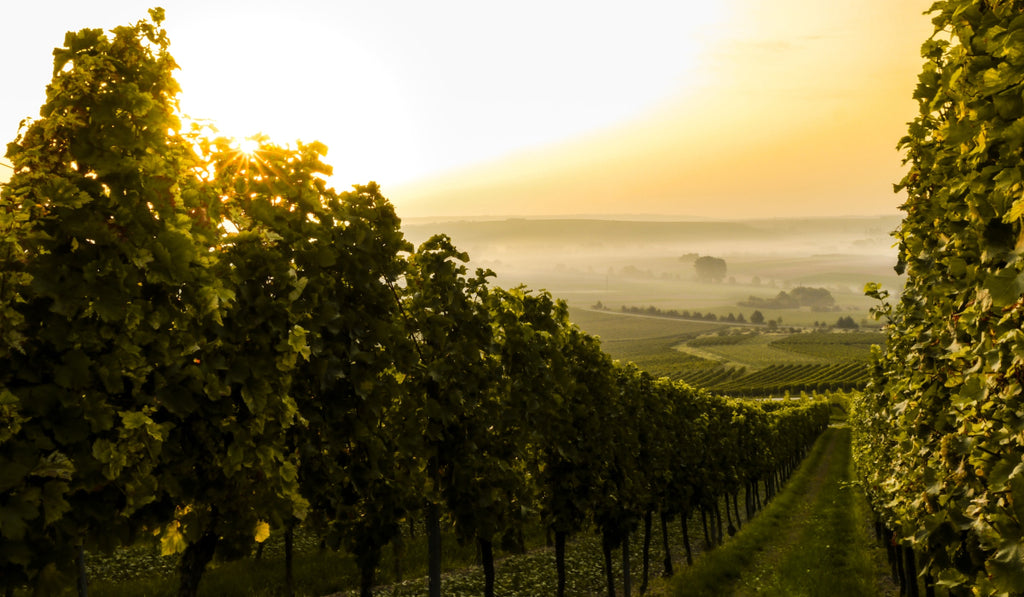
[676,333,832,368]
[567,308,725,345]
[772,331,884,361]
[568,308,883,396]
[678,330,885,368]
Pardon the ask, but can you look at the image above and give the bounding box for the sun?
[233,136,261,157]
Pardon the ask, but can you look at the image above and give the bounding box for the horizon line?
[399,212,903,223]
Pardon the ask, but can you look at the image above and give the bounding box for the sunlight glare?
[168,2,729,192]
[233,137,261,157]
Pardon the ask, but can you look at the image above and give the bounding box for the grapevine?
[851,1,1024,594]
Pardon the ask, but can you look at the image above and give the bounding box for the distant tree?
[773,292,799,309]
[835,316,859,330]
[694,256,727,283]
[750,310,765,324]
[789,286,837,311]
[766,320,778,331]
[725,313,736,323]
[736,313,746,323]
[740,290,797,309]
[593,300,605,310]
[741,288,835,313]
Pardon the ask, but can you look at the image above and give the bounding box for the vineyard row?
[0,13,832,597]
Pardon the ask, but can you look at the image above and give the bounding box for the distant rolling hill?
[400,215,901,260]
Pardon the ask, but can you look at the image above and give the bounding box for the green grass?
[568,307,724,342]
[687,333,758,347]
[676,334,832,369]
[566,308,729,380]
[730,431,882,596]
[770,332,885,361]
[667,427,893,597]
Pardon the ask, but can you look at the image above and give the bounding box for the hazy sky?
[0,1,935,218]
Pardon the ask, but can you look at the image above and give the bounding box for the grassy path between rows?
[666,426,896,597]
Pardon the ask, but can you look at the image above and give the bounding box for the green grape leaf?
[983,267,1024,308]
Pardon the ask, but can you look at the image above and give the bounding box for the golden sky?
[0,1,935,218]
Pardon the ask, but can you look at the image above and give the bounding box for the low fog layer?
[403,216,900,263]
[402,215,903,317]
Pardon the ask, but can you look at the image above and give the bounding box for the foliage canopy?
[693,255,727,283]
[852,1,1024,594]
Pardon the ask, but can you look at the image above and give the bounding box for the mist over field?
[403,215,900,260]
[402,215,903,326]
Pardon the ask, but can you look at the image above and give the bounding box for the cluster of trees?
[693,256,727,283]
[740,286,836,311]
[833,316,859,330]
[852,2,1024,595]
[0,12,832,597]
[614,305,860,333]
[618,304,747,323]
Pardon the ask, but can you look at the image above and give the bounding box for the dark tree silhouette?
[694,256,727,282]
